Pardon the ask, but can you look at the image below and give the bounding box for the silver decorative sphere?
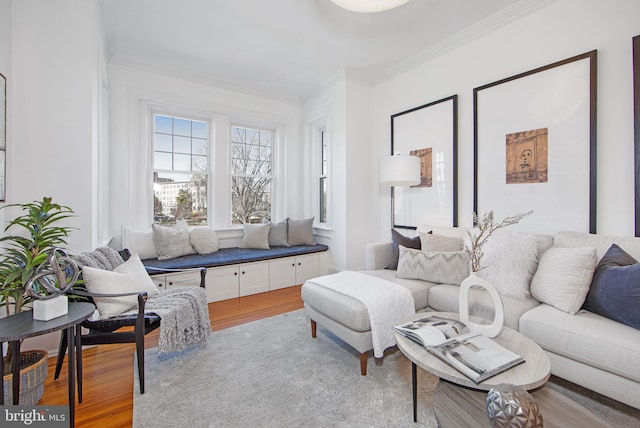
[486,383,543,428]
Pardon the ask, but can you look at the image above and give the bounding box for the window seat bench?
[140,244,329,302]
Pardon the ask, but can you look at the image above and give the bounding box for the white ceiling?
[100,0,553,104]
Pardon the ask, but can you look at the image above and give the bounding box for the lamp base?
[33,295,69,321]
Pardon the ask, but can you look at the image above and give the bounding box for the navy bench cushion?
[141,244,328,273]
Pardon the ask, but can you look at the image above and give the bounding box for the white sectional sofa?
[304,226,640,409]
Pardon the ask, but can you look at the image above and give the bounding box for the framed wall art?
[391,95,458,229]
[473,51,597,234]
[0,72,5,202]
[633,35,640,236]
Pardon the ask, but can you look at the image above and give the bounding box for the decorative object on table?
[473,50,597,234]
[26,248,79,321]
[390,95,458,229]
[0,197,75,379]
[460,211,532,338]
[486,383,543,428]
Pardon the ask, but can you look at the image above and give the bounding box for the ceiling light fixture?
[330,0,412,13]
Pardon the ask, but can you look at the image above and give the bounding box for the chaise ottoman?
[301,270,433,375]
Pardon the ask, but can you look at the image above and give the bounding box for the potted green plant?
[0,196,75,404]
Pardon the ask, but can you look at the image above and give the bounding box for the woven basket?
[2,350,49,405]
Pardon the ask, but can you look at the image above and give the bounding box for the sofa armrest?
[365,242,393,270]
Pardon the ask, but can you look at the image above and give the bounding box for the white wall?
[0,0,11,231]
[108,63,303,248]
[10,0,109,252]
[370,0,640,241]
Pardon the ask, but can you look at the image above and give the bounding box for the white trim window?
[319,127,328,224]
[230,125,274,224]
[152,113,209,225]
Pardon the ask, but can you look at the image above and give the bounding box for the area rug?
[133,309,640,428]
[133,309,439,427]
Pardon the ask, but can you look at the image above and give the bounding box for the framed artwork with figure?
[473,50,597,234]
[391,95,458,229]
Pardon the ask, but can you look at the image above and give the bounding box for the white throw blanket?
[308,271,415,358]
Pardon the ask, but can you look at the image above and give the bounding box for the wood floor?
[39,285,305,428]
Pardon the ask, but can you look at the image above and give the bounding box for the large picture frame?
[473,51,597,234]
[0,72,5,202]
[633,35,640,236]
[391,95,458,229]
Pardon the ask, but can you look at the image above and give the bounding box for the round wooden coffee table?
[395,312,551,422]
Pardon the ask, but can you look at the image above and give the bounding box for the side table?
[0,302,95,428]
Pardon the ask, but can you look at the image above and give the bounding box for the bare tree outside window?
[231,126,273,224]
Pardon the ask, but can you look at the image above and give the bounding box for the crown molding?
[109,52,302,105]
[373,0,558,84]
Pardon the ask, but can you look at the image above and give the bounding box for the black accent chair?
[54,249,207,396]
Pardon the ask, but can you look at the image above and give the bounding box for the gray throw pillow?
[386,229,421,270]
[420,232,464,252]
[396,246,470,285]
[152,219,196,260]
[189,226,220,254]
[268,220,289,247]
[240,223,271,249]
[287,217,316,246]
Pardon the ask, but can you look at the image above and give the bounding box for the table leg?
[75,324,83,403]
[66,327,75,428]
[412,362,417,423]
[12,341,20,405]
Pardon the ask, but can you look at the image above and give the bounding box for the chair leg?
[54,331,68,380]
[310,320,317,338]
[360,352,368,376]
[136,328,145,394]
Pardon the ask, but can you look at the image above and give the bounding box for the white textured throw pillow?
[121,226,159,260]
[82,254,160,319]
[420,232,464,253]
[189,226,220,254]
[530,246,597,314]
[268,220,289,247]
[152,220,196,260]
[475,231,553,299]
[240,223,271,249]
[287,217,316,246]
[396,246,470,285]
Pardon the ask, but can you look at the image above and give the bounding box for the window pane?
[174,153,191,171]
[154,151,172,170]
[231,176,271,224]
[155,115,172,134]
[192,155,207,172]
[154,133,172,152]
[192,138,207,155]
[174,136,191,154]
[319,177,327,223]
[173,118,191,136]
[192,121,208,139]
[154,172,207,226]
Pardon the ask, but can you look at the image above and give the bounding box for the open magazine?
[393,316,524,384]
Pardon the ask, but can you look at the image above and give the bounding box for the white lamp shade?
[330,0,412,13]
[379,154,420,186]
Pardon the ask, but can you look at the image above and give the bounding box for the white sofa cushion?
[519,304,640,383]
[122,226,159,260]
[530,246,597,314]
[554,230,640,261]
[427,283,540,331]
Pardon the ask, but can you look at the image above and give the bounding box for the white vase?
[459,274,504,338]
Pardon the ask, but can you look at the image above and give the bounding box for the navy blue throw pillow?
[386,229,422,270]
[583,244,640,330]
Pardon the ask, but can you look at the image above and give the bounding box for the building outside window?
[319,128,328,224]
[153,114,208,225]
[231,125,273,224]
